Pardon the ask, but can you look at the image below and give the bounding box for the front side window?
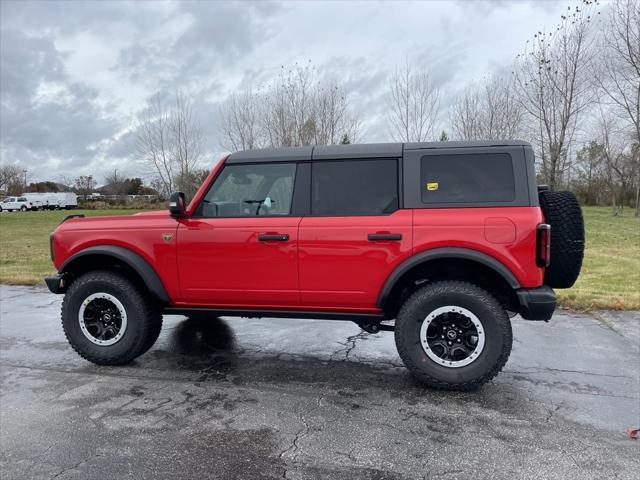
[198,163,296,217]
[312,159,398,216]
[420,153,515,204]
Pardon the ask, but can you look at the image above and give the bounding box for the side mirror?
[169,192,186,217]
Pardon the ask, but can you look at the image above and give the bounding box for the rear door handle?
[258,233,289,242]
[367,233,402,241]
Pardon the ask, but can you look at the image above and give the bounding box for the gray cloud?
[0,28,119,174]
[0,0,581,183]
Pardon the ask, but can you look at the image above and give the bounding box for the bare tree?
[135,93,206,199]
[263,65,317,147]
[311,84,361,145]
[0,164,22,194]
[56,175,75,190]
[450,85,481,141]
[387,60,440,142]
[136,94,174,195]
[450,74,523,140]
[597,107,631,214]
[74,175,95,199]
[573,140,607,204]
[104,169,126,196]
[219,90,263,151]
[219,64,361,150]
[171,93,206,199]
[596,0,640,214]
[513,0,599,190]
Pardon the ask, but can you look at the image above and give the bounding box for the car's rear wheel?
[61,270,162,365]
[395,280,512,390]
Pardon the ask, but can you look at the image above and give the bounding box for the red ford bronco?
[46,141,584,390]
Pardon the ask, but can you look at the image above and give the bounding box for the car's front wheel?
[395,280,512,390]
[61,270,162,365]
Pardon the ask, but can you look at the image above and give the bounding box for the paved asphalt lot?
[0,285,638,479]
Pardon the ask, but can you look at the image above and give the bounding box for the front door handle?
[368,233,402,241]
[258,233,289,242]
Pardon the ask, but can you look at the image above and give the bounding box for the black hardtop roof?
[226,140,531,164]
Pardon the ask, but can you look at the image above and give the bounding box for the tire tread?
[395,280,512,391]
[61,270,162,365]
[539,191,584,288]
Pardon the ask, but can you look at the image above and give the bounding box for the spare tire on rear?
[539,190,584,288]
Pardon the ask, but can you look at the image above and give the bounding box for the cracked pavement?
[0,284,638,479]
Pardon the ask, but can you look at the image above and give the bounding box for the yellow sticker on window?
[426,182,439,191]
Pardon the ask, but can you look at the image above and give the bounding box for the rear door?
[177,161,307,307]
[298,157,412,311]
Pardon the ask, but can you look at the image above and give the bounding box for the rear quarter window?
[420,153,515,204]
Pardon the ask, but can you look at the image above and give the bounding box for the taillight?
[536,224,551,267]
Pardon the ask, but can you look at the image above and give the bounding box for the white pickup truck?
[0,196,34,212]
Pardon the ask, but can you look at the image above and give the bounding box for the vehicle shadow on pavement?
[166,317,237,356]
[146,316,510,407]
[145,316,423,390]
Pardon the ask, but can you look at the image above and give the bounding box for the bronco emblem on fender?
[162,233,173,243]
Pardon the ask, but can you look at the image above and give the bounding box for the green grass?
[0,209,143,286]
[557,206,639,311]
[0,207,638,310]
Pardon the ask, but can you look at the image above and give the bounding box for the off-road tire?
[395,281,512,390]
[61,270,162,365]
[138,310,163,356]
[539,190,584,288]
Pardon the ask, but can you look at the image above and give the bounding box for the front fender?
[58,245,169,302]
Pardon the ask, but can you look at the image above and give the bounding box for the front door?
[2,197,17,210]
[177,162,301,308]
[298,158,413,311]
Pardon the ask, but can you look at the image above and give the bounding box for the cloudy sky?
[0,0,584,184]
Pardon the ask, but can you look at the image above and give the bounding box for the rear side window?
[312,159,398,216]
[420,153,515,204]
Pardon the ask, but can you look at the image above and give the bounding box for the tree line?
[2,1,636,215]
[388,0,638,215]
[0,165,159,199]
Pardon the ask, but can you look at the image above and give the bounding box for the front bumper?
[517,285,556,321]
[44,274,66,294]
